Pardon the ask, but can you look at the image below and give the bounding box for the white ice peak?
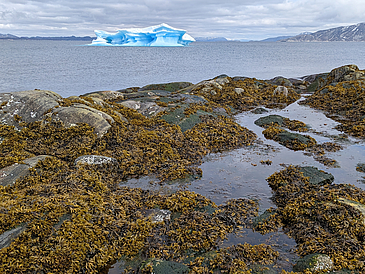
[90,23,195,47]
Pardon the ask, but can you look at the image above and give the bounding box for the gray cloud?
[0,0,364,40]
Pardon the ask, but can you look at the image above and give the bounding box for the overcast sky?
[1,0,364,40]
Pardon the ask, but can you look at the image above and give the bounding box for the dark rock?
[75,155,118,166]
[297,166,334,186]
[0,155,50,187]
[249,264,278,274]
[251,108,269,114]
[139,82,193,92]
[254,115,285,127]
[273,131,315,150]
[293,253,333,273]
[356,163,365,173]
[253,209,276,231]
[269,76,293,87]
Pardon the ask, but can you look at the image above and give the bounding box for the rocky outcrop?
[0,89,119,136]
[0,155,50,187]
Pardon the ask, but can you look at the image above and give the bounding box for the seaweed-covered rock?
[336,198,365,225]
[254,115,286,127]
[356,163,365,173]
[273,131,316,150]
[144,209,171,223]
[298,166,334,186]
[293,253,334,273]
[120,100,166,117]
[0,155,50,187]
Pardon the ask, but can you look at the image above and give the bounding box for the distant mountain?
[0,34,94,41]
[280,23,365,42]
[194,37,228,42]
[260,35,293,42]
[0,33,19,39]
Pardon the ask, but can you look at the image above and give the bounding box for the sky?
[1,0,365,40]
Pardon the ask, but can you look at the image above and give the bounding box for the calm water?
[1,40,365,97]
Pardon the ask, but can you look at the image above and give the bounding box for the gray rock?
[50,103,114,136]
[0,225,26,250]
[75,155,118,166]
[254,115,286,127]
[0,90,61,126]
[251,107,269,114]
[274,131,315,150]
[234,88,245,95]
[120,100,166,117]
[273,86,288,97]
[293,253,334,273]
[335,198,365,225]
[298,166,334,186]
[0,155,50,187]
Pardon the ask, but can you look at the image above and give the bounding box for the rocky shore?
[0,65,365,273]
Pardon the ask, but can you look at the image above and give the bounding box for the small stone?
[144,209,171,223]
[234,88,245,95]
[75,155,118,166]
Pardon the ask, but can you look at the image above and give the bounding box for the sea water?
[1,40,365,98]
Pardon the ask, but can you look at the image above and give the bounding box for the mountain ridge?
[280,23,365,42]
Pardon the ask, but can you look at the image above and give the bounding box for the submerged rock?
[140,259,189,274]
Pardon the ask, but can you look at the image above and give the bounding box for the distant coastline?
[0,35,94,41]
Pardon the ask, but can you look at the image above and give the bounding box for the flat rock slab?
[0,155,49,187]
[298,166,334,186]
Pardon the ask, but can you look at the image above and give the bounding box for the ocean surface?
[1,40,365,98]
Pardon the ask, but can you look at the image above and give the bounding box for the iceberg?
[90,23,195,47]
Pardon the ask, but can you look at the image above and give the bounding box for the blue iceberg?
[90,23,195,47]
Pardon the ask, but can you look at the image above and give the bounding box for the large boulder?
[0,90,117,136]
[50,104,114,136]
[0,90,61,126]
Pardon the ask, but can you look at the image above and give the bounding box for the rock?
[254,115,285,127]
[0,155,50,187]
[75,155,118,166]
[0,225,26,250]
[356,163,365,173]
[141,259,189,274]
[273,86,288,97]
[326,64,360,84]
[234,88,245,95]
[253,209,276,231]
[81,90,125,101]
[0,90,61,126]
[251,107,269,114]
[139,82,193,92]
[50,104,114,136]
[336,198,365,225]
[273,131,316,150]
[144,209,171,223]
[293,253,334,273]
[297,166,334,186]
[120,100,166,117]
[269,76,293,87]
[249,264,278,274]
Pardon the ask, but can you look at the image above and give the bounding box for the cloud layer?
[1,0,365,40]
